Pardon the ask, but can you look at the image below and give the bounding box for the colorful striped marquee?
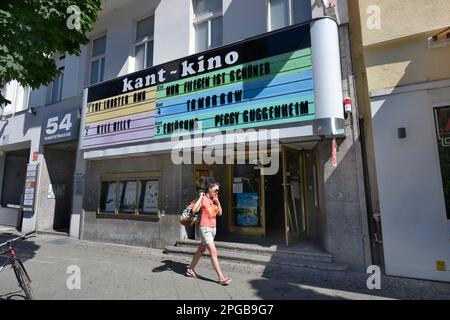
[81,23,314,149]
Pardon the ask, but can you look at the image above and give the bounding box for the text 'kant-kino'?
[121,51,240,92]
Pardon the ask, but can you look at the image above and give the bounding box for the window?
[99,173,160,217]
[434,106,450,219]
[90,36,106,84]
[99,181,118,213]
[193,0,223,52]
[268,0,311,31]
[1,81,30,114]
[139,180,159,214]
[50,67,64,104]
[14,85,30,113]
[119,181,138,213]
[134,16,154,71]
[292,0,311,24]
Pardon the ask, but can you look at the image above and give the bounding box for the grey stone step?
[174,239,333,263]
[37,230,69,237]
[164,245,348,271]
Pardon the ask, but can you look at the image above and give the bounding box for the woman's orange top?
[199,196,219,228]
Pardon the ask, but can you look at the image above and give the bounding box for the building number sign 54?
[42,109,79,145]
[46,113,73,135]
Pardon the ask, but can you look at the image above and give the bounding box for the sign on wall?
[23,164,39,212]
[81,23,314,149]
[42,109,79,145]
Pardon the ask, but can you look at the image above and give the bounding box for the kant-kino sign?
[81,23,314,149]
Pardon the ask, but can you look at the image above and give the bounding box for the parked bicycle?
[0,232,35,300]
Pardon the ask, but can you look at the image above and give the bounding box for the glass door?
[228,163,265,237]
[194,164,215,194]
[282,146,307,246]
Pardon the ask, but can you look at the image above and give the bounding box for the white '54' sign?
[46,113,73,134]
[42,109,79,145]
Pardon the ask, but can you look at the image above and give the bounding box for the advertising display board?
[81,23,314,149]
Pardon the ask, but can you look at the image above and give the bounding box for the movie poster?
[235,192,259,227]
[142,181,159,213]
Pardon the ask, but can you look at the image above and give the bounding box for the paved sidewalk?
[0,227,449,300]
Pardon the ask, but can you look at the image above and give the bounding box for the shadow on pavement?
[152,259,218,284]
[0,232,40,263]
[249,278,346,300]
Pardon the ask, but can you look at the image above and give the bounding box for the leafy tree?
[0,0,102,106]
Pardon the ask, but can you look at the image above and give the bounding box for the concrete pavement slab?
[1,232,449,300]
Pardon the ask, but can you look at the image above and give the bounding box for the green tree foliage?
[0,0,102,105]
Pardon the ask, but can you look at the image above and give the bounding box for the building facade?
[349,0,450,281]
[1,0,371,271]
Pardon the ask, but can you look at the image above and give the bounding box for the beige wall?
[358,0,450,46]
[365,34,450,91]
[352,0,450,91]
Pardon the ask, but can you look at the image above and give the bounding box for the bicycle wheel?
[13,260,34,300]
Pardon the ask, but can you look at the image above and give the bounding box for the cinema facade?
[70,11,371,271]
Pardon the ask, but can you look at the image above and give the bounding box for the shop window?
[268,0,311,31]
[139,180,159,214]
[118,181,137,213]
[99,181,117,213]
[193,0,223,53]
[434,106,450,219]
[90,35,106,84]
[99,173,160,217]
[134,16,154,71]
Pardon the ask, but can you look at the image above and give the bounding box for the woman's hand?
[213,196,222,216]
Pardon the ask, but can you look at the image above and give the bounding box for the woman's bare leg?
[206,243,228,281]
[188,244,207,272]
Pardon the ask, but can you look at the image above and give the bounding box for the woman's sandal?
[186,268,197,278]
[218,277,232,285]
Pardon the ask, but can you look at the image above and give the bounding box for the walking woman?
[186,182,232,285]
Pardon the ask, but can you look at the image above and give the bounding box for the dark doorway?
[1,149,29,207]
[264,155,284,239]
[43,142,77,233]
[0,149,29,229]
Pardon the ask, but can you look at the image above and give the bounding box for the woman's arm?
[192,194,204,213]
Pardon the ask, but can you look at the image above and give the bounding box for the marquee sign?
[81,23,314,149]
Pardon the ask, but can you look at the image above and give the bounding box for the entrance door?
[228,163,265,237]
[282,146,307,246]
